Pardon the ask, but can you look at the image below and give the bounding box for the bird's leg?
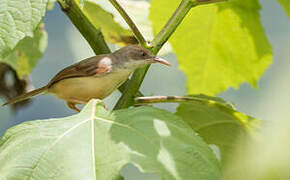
[66,100,106,112]
[100,101,107,109]
[66,101,80,112]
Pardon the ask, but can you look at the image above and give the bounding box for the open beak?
[153,57,171,66]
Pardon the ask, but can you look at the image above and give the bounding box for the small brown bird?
[2,45,170,112]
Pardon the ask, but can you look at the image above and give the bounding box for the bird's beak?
[152,57,171,66]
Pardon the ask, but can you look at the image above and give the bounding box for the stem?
[135,96,232,109]
[58,0,110,54]
[196,0,228,5]
[151,0,194,54]
[114,0,228,110]
[108,0,147,47]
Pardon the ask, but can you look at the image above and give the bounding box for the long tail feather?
[2,86,48,106]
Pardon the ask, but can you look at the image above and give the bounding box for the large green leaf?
[277,0,290,17]
[0,0,48,59]
[0,99,221,179]
[150,0,272,95]
[1,24,47,77]
[175,95,259,169]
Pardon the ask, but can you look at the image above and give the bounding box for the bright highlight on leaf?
[150,0,273,95]
[0,99,221,180]
[175,94,259,170]
[1,24,47,77]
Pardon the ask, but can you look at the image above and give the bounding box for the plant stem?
[108,0,147,47]
[135,96,231,109]
[58,0,110,54]
[151,0,194,54]
[196,0,228,5]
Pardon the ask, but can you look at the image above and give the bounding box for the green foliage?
[0,100,221,179]
[1,24,47,77]
[175,95,259,169]
[150,0,272,95]
[80,0,137,45]
[47,0,57,10]
[0,0,48,59]
[277,0,290,17]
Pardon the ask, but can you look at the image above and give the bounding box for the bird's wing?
[48,55,113,87]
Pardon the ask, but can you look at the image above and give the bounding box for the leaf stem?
[108,0,147,47]
[135,96,231,108]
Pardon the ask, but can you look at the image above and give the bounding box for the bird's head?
[113,45,170,69]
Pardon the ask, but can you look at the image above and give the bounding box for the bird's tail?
[2,86,48,106]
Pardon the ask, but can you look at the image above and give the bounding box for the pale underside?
[48,68,131,104]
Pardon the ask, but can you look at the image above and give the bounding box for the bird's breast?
[48,69,131,102]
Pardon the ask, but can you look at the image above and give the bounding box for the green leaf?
[79,0,137,45]
[150,0,272,95]
[1,24,47,77]
[0,99,221,179]
[0,0,48,59]
[175,94,259,169]
[47,0,57,10]
[277,0,290,17]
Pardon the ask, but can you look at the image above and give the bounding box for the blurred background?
[0,0,289,179]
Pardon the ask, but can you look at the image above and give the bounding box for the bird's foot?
[66,101,80,112]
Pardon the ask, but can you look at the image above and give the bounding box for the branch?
[135,96,232,108]
[57,0,143,96]
[108,0,147,47]
[114,0,228,110]
[150,0,193,54]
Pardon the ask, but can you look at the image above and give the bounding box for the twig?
[135,96,233,109]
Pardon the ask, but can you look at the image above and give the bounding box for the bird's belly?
[48,70,131,102]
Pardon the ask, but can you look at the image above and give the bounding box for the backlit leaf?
[277,0,290,17]
[175,94,259,169]
[150,0,272,95]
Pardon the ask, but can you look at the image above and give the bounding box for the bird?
[2,45,170,112]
